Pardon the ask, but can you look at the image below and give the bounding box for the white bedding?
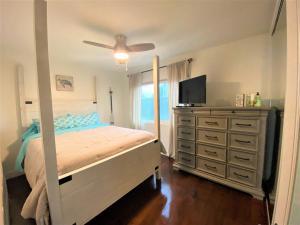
[21,126,155,224]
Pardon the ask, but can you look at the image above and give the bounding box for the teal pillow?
[32,114,74,132]
[72,112,101,127]
[53,114,75,130]
[32,112,101,131]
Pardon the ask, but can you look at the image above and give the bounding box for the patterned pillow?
[72,112,101,127]
[32,112,101,131]
[32,114,74,132]
[53,114,75,130]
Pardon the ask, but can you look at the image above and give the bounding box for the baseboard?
[5,170,24,180]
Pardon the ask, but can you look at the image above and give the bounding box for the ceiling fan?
[83,34,155,65]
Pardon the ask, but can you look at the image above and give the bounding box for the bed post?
[16,64,26,129]
[93,76,97,104]
[34,0,63,223]
[153,55,161,181]
[153,55,160,140]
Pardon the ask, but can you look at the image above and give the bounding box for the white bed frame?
[59,140,161,224]
[32,1,162,224]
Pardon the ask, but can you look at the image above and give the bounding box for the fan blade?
[128,43,155,52]
[83,40,114,49]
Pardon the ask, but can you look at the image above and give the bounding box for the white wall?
[271,26,287,103]
[95,69,130,127]
[158,33,284,107]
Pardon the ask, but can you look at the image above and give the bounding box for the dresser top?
[173,106,277,111]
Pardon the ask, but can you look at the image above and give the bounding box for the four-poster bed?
[24,0,162,224]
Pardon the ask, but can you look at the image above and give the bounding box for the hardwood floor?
[7,156,268,225]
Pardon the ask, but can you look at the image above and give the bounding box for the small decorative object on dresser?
[56,75,74,91]
[173,106,279,199]
[235,94,245,107]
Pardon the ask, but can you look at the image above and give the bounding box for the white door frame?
[272,0,300,224]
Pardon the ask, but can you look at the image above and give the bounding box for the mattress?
[21,126,155,224]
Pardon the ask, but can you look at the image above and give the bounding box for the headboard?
[17,65,98,128]
[21,100,98,127]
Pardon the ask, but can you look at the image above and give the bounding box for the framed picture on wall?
[56,75,74,91]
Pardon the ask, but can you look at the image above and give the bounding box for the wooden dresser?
[173,107,272,199]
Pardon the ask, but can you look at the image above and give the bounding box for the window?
[141,81,169,122]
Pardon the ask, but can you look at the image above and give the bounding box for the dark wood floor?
[7,156,268,225]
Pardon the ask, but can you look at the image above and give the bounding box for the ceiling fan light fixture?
[114,51,129,64]
[83,34,154,67]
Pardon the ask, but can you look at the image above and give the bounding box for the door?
[272,0,300,225]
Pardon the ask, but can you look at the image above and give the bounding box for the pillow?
[32,114,74,132]
[72,112,101,127]
[32,112,101,131]
[53,114,75,130]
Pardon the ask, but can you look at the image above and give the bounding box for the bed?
[20,5,162,222]
[16,112,161,225]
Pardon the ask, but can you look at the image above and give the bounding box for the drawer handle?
[181,119,191,122]
[181,157,192,162]
[205,121,219,125]
[205,135,219,140]
[204,164,217,170]
[182,131,191,135]
[204,150,217,155]
[233,172,249,179]
[236,123,252,127]
[235,139,251,144]
[181,145,191,149]
[234,156,250,161]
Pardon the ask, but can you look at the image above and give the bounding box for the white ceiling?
[1,0,276,73]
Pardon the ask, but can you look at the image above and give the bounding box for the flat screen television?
[179,75,206,105]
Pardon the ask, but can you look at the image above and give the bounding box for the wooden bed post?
[153,56,160,140]
[16,65,26,129]
[34,0,63,223]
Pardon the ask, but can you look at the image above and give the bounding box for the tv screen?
[179,75,206,104]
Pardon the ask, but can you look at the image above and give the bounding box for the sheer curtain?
[129,73,142,129]
[167,60,191,158]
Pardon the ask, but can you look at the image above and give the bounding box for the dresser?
[173,107,273,199]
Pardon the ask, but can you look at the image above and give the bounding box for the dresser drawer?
[197,117,227,130]
[227,165,257,187]
[229,133,258,151]
[177,140,195,154]
[177,115,195,127]
[178,152,195,168]
[197,130,227,146]
[230,118,260,133]
[177,127,195,141]
[196,157,226,178]
[197,144,226,162]
[228,149,257,169]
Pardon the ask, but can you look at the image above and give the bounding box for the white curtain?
[129,73,142,129]
[167,60,191,158]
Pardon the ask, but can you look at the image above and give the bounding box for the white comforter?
[21,126,155,224]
